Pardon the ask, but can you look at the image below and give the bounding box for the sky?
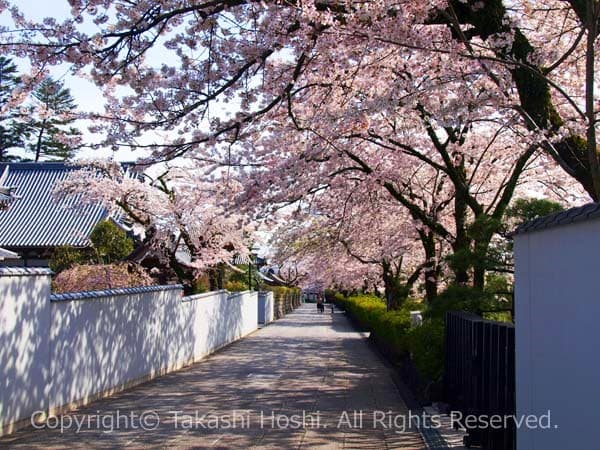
[8,1,105,112]
[4,1,163,161]
[4,1,287,165]
[2,1,283,256]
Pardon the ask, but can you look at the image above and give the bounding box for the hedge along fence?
[264,286,302,319]
[332,293,445,397]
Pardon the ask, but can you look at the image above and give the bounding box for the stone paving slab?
[0,304,426,449]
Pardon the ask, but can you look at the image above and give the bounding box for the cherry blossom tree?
[0,0,595,193]
[270,185,429,309]
[1,0,594,294]
[57,159,252,290]
[242,60,581,290]
[271,220,382,295]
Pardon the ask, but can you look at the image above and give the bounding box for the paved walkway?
[1,304,425,449]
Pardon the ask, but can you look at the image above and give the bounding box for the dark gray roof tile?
[0,266,53,276]
[49,284,183,302]
[0,162,109,248]
[512,202,600,236]
[585,204,600,220]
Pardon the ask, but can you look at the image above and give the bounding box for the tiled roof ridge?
[512,202,600,236]
[0,162,110,247]
[50,284,183,302]
[0,266,54,276]
[0,162,73,170]
[0,161,138,170]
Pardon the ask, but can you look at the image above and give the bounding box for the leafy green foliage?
[0,57,24,161]
[426,285,497,320]
[407,319,445,381]
[49,220,134,273]
[227,264,249,283]
[90,220,134,264]
[49,245,88,273]
[445,199,563,289]
[335,285,512,387]
[335,293,440,380]
[506,197,564,225]
[192,274,210,294]
[222,263,262,291]
[334,294,387,330]
[225,280,247,292]
[446,214,505,281]
[371,301,421,356]
[484,273,511,295]
[24,77,82,161]
[263,285,302,299]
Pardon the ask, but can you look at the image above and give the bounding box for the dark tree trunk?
[446,0,597,200]
[452,185,471,285]
[472,241,487,291]
[34,121,45,162]
[382,260,409,311]
[419,229,439,303]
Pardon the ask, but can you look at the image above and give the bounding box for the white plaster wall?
[258,291,274,324]
[184,290,258,359]
[50,289,259,411]
[228,290,258,337]
[49,287,186,409]
[514,219,600,449]
[0,269,52,434]
[0,280,259,434]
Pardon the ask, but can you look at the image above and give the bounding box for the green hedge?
[335,293,442,384]
[406,320,445,381]
[225,280,248,292]
[335,287,511,390]
[263,285,302,298]
[334,294,386,329]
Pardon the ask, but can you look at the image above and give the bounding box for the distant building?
[0,247,19,261]
[0,162,116,267]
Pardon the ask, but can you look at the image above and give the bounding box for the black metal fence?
[445,311,516,450]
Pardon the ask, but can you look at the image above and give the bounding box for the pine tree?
[0,57,24,162]
[25,78,82,162]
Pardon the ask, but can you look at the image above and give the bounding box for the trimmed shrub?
[225,280,248,292]
[49,245,88,273]
[49,220,135,274]
[407,319,445,381]
[336,294,386,329]
[426,284,496,320]
[192,274,211,294]
[89,220,134,264]
[52,262,153,293]
[335,286,510,400]
[371,310,412,356]
[263,285,302,318]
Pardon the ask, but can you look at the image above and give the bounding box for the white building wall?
[258,291,274,324]
[0,276,259,435]
[0,268,52,435]
[183,290,258,359]
[49,286,185,410]
[514,218,600,450]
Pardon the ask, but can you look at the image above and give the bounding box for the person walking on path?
[317,295,324,313]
